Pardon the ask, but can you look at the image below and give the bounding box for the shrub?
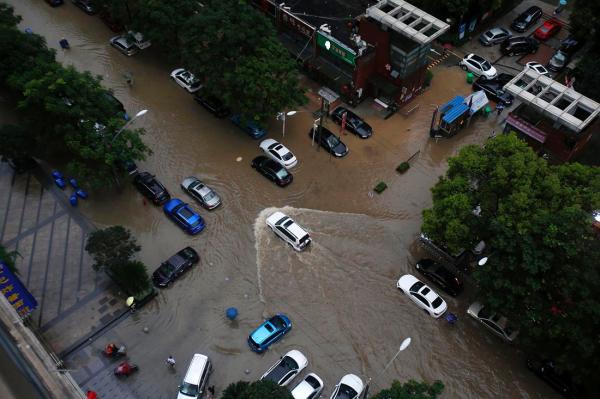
[424,69,434,87]
[397,162,410,173]
[374,181,388,193]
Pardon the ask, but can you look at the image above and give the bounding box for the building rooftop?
[365,0,450,45]
[504,68,600,133]
[283,0,368,47]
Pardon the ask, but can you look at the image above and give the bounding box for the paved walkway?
[0,160,125,356]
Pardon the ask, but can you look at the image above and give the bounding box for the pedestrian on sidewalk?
[495,102,505,117]
[124,71,134,86]
[166,355,176,368]
[206,386,215,399]
[554,0,567,15]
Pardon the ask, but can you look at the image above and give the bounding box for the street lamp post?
[277,110,297,138]
[363,337,411,397]
[112,109,148,143]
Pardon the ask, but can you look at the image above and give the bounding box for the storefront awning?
[505,114,547,143]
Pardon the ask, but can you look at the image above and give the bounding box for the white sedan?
[459,53,497,79]
[170,68,202,93]
[396,274,447,318]
[259,139,297,169]
[291,373,324,399]
[330,374,364,399]
[525,62,549,75]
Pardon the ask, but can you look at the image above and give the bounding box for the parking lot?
[452,0,572,79]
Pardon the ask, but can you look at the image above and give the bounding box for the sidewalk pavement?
[0,160,126,356]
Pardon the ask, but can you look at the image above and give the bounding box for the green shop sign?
[316,31,357,66]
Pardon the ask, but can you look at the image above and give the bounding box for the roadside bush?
[85,226,150,296]
[374,181,388,193]
[397,162,411,173]
[108,260,151,296]
[424,70,434,87]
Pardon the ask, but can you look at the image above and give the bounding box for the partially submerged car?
[260,350,308,387]
[248,314,292,352]
[152,247,199,288]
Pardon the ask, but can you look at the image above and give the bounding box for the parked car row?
[475,5,582,84]
[260,349,364,399]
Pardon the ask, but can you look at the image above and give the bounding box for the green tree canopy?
[180,0,306,124]
[85,226,141,272]
[220,380,293,399]
[371,379,444,399]
[131,0,201,61]
[0,3,21,27]
[5,59,149,188]
[422,134,600,381]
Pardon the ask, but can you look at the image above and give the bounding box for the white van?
[177,354,212,399]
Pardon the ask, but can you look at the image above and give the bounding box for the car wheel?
[423,309,429,315]
[460,65,468,71]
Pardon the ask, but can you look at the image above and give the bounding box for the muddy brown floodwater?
[7,1,561,398]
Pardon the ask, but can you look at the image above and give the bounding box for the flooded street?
[7,2,560,398]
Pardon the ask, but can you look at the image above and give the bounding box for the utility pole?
[316,97,329,152]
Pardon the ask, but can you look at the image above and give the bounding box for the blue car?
[248,314,291,353]
[230,114,267,139]
[163,198,205,235]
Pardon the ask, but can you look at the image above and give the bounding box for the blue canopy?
[439,96,465,113]
[442,103,469,124]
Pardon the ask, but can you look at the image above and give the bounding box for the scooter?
[103,343,127,358]
[114,361,138,377]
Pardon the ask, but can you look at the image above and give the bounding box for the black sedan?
[330,107,373,138]
[251,156,293,187]
[72,0,98,15]
[133,172,171,205]
[414,259,463,296]
[472,74,514,106]
[308,126,349,157]
[152,247,199,287]
[526,358,583,399]
[510,6,542,32]
[193,91,230,118]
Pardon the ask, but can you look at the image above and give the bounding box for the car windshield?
[432,297,443,308]
[189,218,202,227]
[202,191,216,201]
[271,316,285,329]
[485,31,493,38]
[409,281,424,292]
[282,152,294,161]
[554,52,566,62]
[539,26,549,33]
[179,382,199,397]
[179,207,195,219]
[275,168,290,179]
[326,135,340,147]
[158,262,175,276]
[337,384,358,398]
[481,61,492,71]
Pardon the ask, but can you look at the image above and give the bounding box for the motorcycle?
[103,343,127,358]
[114,361,138,377]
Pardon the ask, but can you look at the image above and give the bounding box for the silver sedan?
[181,177,221,210]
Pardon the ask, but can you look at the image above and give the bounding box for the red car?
[534,19,562,41]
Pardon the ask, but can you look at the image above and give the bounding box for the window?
[412,293,429,307]
[270,149,281,159]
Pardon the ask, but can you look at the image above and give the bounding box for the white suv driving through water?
[266,212,311,251]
